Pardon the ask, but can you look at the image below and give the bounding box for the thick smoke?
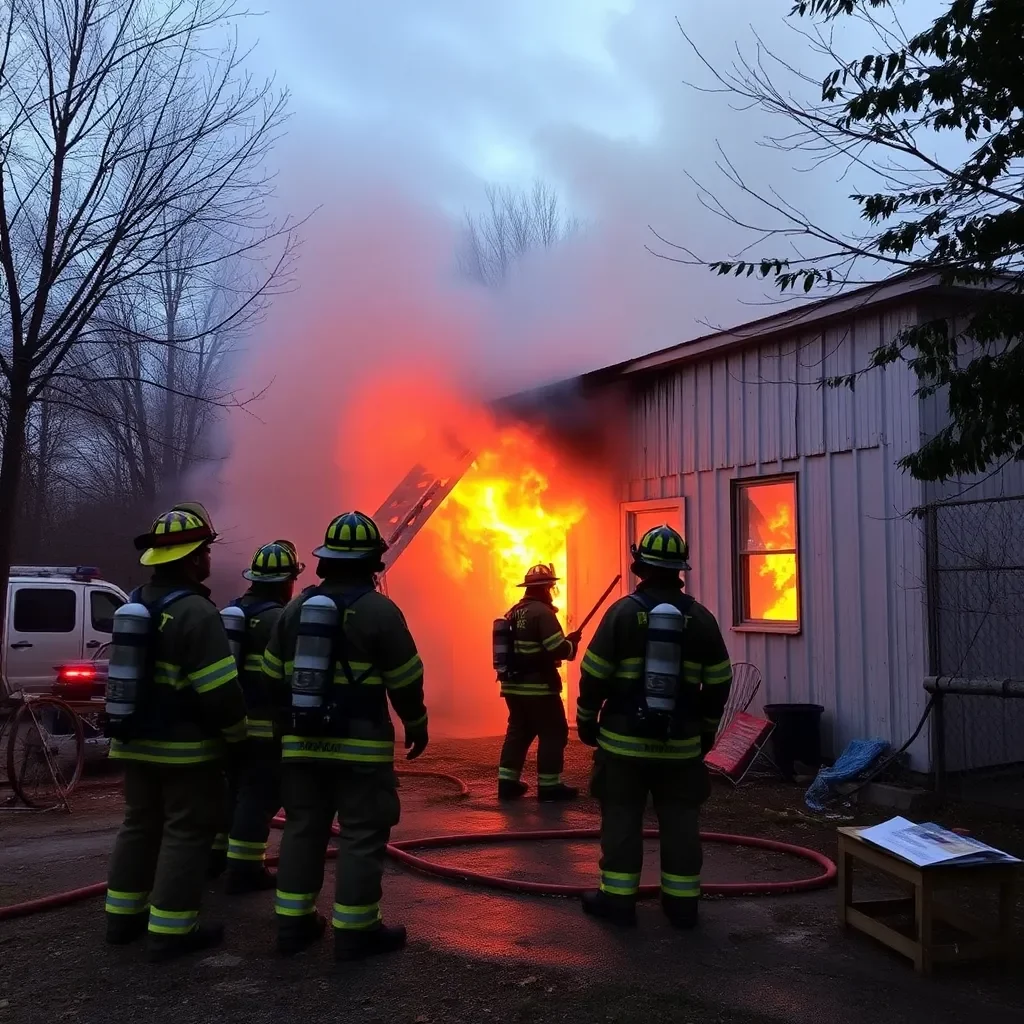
[210,1,895,733]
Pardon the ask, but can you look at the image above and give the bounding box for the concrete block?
[857,782,938,813]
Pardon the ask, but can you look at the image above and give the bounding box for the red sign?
[704,712,773,780]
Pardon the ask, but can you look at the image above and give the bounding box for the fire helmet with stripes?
[313,511,388,561]
[631,524,691,571]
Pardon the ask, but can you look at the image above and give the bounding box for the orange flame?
[743,482,799,621]
[428,426,586,607]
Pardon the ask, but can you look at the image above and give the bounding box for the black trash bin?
[763,703,824,780]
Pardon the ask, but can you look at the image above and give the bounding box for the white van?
[2,566,129,697]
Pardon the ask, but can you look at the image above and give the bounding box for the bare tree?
[64,216,283,509]
[458,179,580,288]
[0,0,293,628]
[654,3,1024,483]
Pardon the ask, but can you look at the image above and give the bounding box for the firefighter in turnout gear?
[575,525,732,929]
[219,540,305,894]
[497,563,581,802]
[104,508,248,962]
[264,511,428,961]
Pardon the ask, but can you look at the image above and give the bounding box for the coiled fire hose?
[0,769,836,922]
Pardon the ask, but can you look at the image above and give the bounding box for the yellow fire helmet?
[313,511,388,560]
[134,509,216,567]
[170,500,215,534]
[517,563,559,587]
[244,541,305,583]
[632,524,691,571]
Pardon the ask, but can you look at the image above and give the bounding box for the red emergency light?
[58,666,97,683]
[55,662,101,701]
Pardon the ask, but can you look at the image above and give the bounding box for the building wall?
[620,303,937,768]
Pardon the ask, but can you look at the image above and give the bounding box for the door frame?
[620,498,687,593]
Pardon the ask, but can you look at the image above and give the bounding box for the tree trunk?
[31,396,51,556]
[0,377,32,683]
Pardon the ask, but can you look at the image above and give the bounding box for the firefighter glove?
[404,721,429,760]
[577,718,598,747]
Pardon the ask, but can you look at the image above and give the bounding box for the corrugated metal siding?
[624,304,934,767]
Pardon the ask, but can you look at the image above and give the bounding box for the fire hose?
[0,769,836,922]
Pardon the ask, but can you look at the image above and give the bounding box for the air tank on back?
[104,602,151,737]
[643,602,685,717]
[492,616,513,680]
[291,595,338,720]
[220,605,247,669]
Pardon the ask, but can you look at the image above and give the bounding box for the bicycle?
[0,690,86,811]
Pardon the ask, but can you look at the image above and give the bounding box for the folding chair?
[715,661,762,739]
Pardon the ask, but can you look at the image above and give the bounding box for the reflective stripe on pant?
[275,762,400,935]
[498,694,568,784]
[227,743,281,864]
[106,761,224,936]
[590,750,704,903]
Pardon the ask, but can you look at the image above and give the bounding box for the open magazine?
[858,816,1021,867]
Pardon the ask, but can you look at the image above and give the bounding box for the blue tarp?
[804,738,889,812]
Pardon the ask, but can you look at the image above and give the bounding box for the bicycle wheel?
[6,697,85,808]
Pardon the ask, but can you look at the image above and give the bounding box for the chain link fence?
[926,495,1024,807]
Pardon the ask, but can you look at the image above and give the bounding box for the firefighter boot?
[225,862,277,895]
[208,837,228,879]
[581,890,637,927]
[147,923,225,964]
[334,923,408,962]
[661,894,698,930]
[105,914,149,945]
[276,912,327,957]
[498,780,529,801]
[538,783,579,803]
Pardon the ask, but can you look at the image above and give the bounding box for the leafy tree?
[666,0,1024,483]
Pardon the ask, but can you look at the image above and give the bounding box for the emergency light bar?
[10,565,102,581]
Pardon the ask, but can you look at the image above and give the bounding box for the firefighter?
[220,539,305,894]
[497,563,581,802]
[575,525,732,929]
[264,511,428,961]
[104,508,248,962]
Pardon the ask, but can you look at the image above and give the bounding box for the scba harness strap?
[627,588,695,619]
[123,586,195,727]
[228,598,283,655]
[308,583,376,687]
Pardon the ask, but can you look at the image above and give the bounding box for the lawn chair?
[706,662,774,785]
[715,661,762,739]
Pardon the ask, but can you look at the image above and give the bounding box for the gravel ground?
[1,737,1023,1024]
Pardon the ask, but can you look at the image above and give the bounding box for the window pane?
[738,481,797,552]
[13,588,77,633]
[743,553,799,621]
[90,591,123,633]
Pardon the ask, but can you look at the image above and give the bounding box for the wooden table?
[837,826,1019,975]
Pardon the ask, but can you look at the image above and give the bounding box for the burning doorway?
[375,421,613,738]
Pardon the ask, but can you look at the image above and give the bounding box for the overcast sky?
[214,0,944,556]
[236,2,899,379]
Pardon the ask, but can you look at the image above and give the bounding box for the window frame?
[731,474,802,635]
[620,498,687,592]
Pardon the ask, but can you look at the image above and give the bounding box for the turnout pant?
[589,750,709,911]
[274,761,400,936]
[498,694,568,787]
[106,761,224,940]
[227,741,281,868]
